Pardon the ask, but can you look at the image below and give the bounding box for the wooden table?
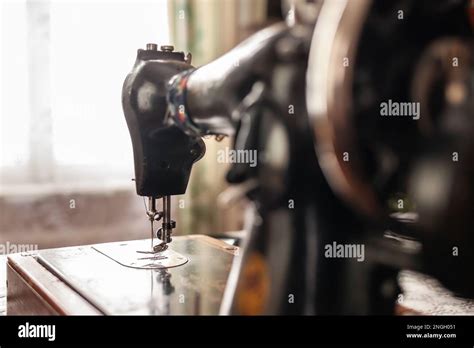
[0,256,6,315]
[6,235,238,315]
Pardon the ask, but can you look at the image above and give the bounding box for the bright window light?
[1,0,169,187]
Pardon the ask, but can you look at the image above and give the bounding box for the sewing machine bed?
[6,235,238,315]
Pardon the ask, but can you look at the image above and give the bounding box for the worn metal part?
[145,196,161,250]
[146,43,158,51]
[153,241,168,253]
[122,43,206,198]
[157,195,174,244]
[160,45,174,52]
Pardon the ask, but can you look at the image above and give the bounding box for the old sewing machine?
[7,0,474,315]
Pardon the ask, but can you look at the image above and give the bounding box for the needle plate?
[92,240,188,269]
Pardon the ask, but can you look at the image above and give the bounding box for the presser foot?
[152,241,169,253]
[145,196,175,249]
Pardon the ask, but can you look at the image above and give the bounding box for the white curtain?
[1,0,170,190]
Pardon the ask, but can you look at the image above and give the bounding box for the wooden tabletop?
[7,235,238,315]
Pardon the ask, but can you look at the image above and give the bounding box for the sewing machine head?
[122,44,205,249]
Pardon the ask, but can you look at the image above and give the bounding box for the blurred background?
[0,0,283,251]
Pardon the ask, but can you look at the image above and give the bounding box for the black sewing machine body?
[122,0,474,314]
[122,47,205,197]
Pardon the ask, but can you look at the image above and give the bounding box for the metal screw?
[185,52,192,64]
[160,45,174,52]
[146,43,158,51]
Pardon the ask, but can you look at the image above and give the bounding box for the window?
[1,0,169,191]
